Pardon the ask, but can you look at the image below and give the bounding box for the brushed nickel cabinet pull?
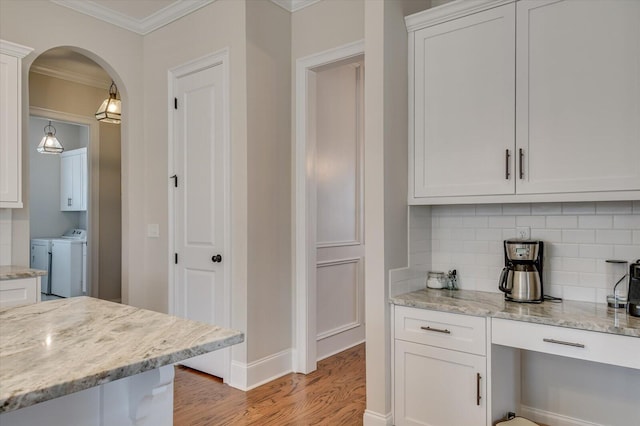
[505,149,510,179]
[543,338,585,348]
[420,326,451,334]
[519,148,524,179]
[476,373,481,406]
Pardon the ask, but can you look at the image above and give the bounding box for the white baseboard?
[228,349,292,391]
[363,409,393,426]
[520,405,603,426]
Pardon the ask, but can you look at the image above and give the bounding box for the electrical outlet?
[147,224,160,238]
[516,226,530,240]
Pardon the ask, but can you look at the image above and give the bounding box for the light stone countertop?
[0,297,244,413]
[0,266,47,280]
[391,288,640,338]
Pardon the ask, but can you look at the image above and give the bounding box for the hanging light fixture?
[95,80,121,124]
[37,121,64,154]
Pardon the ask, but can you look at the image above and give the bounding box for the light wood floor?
[173,343,366,425]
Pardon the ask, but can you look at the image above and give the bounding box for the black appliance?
[628,260,640,317]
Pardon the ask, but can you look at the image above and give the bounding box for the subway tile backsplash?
[409,201,640,303]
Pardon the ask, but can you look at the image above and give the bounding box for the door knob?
[212,254,222,263]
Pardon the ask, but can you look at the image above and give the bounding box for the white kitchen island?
[0,297,243,425]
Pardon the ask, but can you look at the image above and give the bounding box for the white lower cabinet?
[394,306,487,426]
[395,340,486,426]
[0,277,40,308]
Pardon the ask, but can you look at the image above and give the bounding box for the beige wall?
[363,0,429,422]
[141,0,249,365]
[98,122,121,301]
[246,0,292,362]
[0,0,144,308]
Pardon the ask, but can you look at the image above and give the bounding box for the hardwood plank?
[174,343,366,425]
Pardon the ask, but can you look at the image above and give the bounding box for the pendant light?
[95,80,121,124]
[37,121,64,154]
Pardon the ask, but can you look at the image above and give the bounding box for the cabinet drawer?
[492,318,640,370]
[0,278,38,308]
[395,306,486,355]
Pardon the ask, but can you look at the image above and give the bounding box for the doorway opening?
[294,40,365,374]
[27,47,122,303]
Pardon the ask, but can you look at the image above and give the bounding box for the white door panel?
[313,60,365,361]
[173,61,228,379]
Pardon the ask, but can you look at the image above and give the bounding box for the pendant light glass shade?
[37,121,64,154]
[95,81,121,124]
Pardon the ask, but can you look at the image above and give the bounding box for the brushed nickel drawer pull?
[543,338,585,348]
[420,326,451,334]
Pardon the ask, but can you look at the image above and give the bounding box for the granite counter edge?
[0,332,244,413]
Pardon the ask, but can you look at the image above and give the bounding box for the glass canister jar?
[426,271,446,289]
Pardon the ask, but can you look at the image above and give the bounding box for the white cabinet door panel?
[395,339,486,426]
[516,0,640,194]
[414,3,515,198]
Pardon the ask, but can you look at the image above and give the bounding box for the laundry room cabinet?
[0,40,32,208]
[60,147,87,211]
[406,0,640,204]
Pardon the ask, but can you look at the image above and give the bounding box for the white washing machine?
[30,229,86,297]
[30,238,52,293]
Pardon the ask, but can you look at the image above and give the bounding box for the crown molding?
[0,39,34,58]
[30,64,112,89]
[270,0,322,13]
[405,0,514,32]
[50,0,216,35]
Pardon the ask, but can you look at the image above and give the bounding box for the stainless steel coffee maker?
[499,240,544,303]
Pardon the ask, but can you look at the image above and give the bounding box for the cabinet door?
[395,340,486,426]
[0,53,20,206]
[516,0,640,194]
[60,149,87,211]
[413,3,515,198]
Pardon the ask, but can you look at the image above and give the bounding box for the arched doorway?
[27,47,122,302]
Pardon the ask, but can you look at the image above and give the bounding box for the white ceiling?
[51,0,323,35]
[30,47,112,89]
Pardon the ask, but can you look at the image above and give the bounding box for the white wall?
[29,117,86,239]
[409,201,640,303]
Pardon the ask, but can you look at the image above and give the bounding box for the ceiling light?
[37,121,64,154]
[95,81,121,124]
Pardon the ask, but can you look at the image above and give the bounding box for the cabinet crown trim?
[405,0,514,32]
[0,40,33,58]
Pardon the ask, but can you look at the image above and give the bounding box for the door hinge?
[174,253,178,264]
[170,174,178,188]
[174,97,178,109]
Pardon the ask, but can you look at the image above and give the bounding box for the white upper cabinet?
[0,40,32,208]
[516,0,640,194]
[407,0,640,204]
[60,148,87,211]
[412,3,515,198]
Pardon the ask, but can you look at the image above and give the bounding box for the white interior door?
[313,60,365,361]
[172,61,228,379]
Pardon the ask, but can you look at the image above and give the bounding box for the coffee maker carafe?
[499,240,544,303]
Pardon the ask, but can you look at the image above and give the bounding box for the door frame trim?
[167,48,232,379]
[293,40,365,374]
